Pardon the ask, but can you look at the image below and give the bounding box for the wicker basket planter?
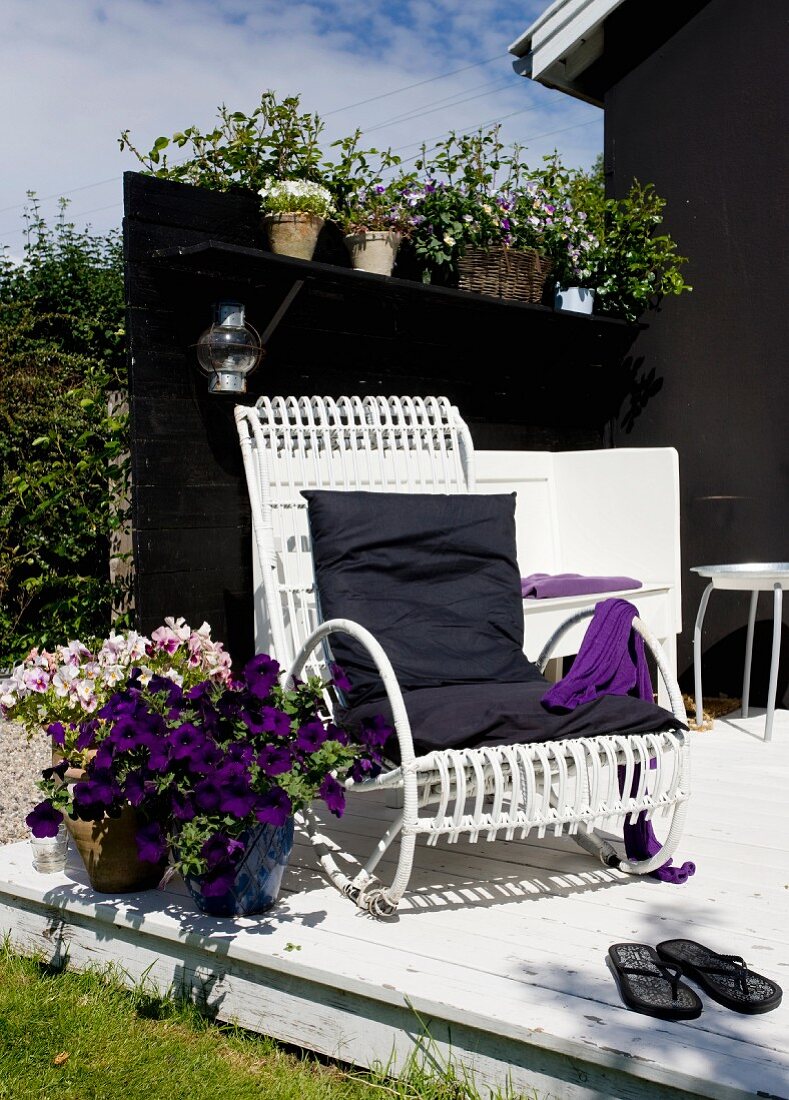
[457,245,553,303]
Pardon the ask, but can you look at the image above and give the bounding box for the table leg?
[694,582,714,727]
[765,584,783,743]
[742,590,759,718]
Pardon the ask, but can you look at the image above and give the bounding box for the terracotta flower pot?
[344,230,402,276]
[52,751,166,893]
[64,805,167,894]
[262,212,324,260]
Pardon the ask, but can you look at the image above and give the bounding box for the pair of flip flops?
[609,940,782,1020]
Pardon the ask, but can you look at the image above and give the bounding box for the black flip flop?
[608,943,703,1020]
[656,939,782,1015]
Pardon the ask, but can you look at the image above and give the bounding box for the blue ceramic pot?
[184,818,294,917]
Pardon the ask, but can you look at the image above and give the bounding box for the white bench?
[475,448,682,696]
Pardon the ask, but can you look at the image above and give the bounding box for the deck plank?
[1,713,787,1100]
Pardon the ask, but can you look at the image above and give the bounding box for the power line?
[324,53,505,116]
[0,175,121,217]
[360,80,516,136]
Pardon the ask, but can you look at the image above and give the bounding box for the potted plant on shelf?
[407,128,554,301]
[258,178,335,261]
[2,618,232,891]
[328,132,418,276]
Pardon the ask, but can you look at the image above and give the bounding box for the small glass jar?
[30,823,68,873]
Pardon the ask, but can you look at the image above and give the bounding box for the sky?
[0,0,602,252]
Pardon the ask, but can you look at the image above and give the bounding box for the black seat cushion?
[302,490,542,708]
[343,680,683,759]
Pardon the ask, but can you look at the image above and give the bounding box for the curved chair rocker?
[235,395,691,918]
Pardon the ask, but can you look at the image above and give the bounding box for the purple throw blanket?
[521,573,642,599]
[542,597,695,885]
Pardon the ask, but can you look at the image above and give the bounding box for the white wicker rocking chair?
[235,395,691,917]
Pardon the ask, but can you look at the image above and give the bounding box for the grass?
[0,944,536,1100]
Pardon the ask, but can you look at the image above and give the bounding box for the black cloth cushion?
[302,490,542,707]
[343,680,683,759]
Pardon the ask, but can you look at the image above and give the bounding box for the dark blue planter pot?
[184,819,294,917]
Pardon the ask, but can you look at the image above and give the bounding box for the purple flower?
[75,720,99,751]
[124,769,154,807]
[109,717,148,752]
[326,721,349,746]
[72,772,121,819]
[201,833,246,870]
[261,706,292,736]
[256,744,292,777]
[358,714,392,752]
[255,786,292,827]
[41,760,68,783]
[186,741,224,775]
[318,774,346,818]
[136,821,167,864]
[147,739,171,772]
[295,718,328,753]
[47,722,66,747]
[26,801,63,839]
[219,776,257,819]
[329,663,352,694]
[225,741,254,766]
[171,791,195,822]
[243,653,280,700]
[350,756,380,783]
[169,723,206,760]
[194,778,223,813]
[199,866,237,897]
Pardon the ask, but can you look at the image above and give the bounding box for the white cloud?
[0,0,601,246]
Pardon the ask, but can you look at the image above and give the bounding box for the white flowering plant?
[259,178,335,219]
[1,618,231,763]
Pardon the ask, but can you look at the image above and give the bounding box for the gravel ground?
[0,719,51,845]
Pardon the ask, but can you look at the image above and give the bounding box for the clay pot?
[262,212,324,260]
[344,230,402,276]
[64,805,167,894]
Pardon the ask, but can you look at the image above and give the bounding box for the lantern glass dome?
[196,302,263,394]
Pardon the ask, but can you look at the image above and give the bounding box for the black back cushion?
[302,490,542,707]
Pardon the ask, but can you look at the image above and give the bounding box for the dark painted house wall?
[600,0,789,702]
[124,172,639,665]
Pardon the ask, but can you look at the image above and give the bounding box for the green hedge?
[0,202,127,666]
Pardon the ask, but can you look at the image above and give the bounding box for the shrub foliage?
[0,200,127,666]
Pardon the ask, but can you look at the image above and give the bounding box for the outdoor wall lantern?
[196,301,264,394]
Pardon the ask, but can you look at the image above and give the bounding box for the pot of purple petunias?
[27,651,387,915]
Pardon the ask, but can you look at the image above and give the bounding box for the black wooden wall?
[598,0,789,704]
[124,172,640,664]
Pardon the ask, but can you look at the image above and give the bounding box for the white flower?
[53,665,79,698]
[164,616,191,641]
[136,667,154,687]
[443,234,455,247]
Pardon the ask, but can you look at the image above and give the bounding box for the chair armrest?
[285,618,417,774]
[538,609,688,726]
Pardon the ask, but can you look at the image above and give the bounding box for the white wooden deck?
[1,711,787,1100]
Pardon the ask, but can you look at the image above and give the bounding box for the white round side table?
[692,563,788,742]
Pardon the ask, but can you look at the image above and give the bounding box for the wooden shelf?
[149,240,643,331]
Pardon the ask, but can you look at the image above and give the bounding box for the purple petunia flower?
[329,663,352,694]
[194,778,223,813]
[256,744,292,777]
[295,718,328,753]
[26,801,64,839]
[357,713,393,751]
[199,866,237,897]
[318,774,346,818]
[225,741,254,766]
[185,741,224,775]
[109,717,149,753]
[147,739,171,772]
[168,723,206,760]
[255,786,292,827]
[243,653,280,700]
[261,706,292,736]
[135,821,167,864]
[218,776,257,819]
[124,769,155,807]
[349,756,380,784]
[201,833,246,870]
[326,721,349,746]
[75,720,100,751]
[171,790,196,822]
[47,722,66,747]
